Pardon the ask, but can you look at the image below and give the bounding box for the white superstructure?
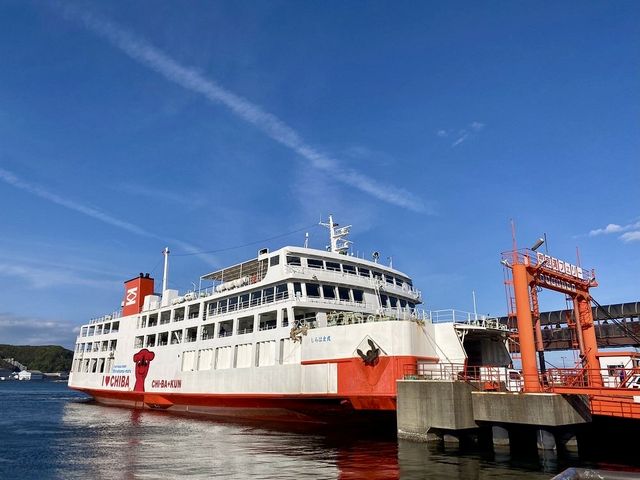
[69,216,512,419]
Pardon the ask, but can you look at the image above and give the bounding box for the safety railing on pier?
[403,362,523,392]
[524,366,640,392]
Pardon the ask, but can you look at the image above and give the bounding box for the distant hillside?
[0,345,73,372]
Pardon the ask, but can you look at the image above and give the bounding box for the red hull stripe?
[70,386,397,411]
[301,355,438,365]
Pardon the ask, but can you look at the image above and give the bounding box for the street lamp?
[531,237,545,251]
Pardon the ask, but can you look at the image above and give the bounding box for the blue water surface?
[0,381,565,479]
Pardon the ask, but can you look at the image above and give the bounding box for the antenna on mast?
[304,232,309,248]
[472,290,478,320]
[319,214,352,254]
[162,247,170,292]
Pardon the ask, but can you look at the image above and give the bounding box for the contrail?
[60,6,427,213]
[0,168,218,266]
[0,168,151,237]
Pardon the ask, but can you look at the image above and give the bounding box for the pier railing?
[403,362,523,392]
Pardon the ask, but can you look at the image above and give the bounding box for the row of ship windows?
[134,309,310,347]
[74,357,114,374]
[81,321,120,338]
[76,339,118,353]
[286,255,412,288]
[136,283,369,329]
[74,338,301,374]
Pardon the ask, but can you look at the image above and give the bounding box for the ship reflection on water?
[57,399,552,479]
[7,380,640,479]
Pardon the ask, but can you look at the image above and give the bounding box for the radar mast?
[319,215,352,254]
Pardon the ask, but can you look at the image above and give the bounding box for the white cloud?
[436,130,448,137]
[60,6,426,213]
[589,220,640,237]
[587,219,640,244]
[588,223,624,236]
[0,261,119,289]
[0,312,77,348]
[470,121,485,131]
[620,231,640,243]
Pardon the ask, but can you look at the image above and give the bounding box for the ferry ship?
[69,217,513,421]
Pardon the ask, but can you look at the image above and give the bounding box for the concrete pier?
[472,392,591,426]
[397,380,591,455]
[397,380,477,441]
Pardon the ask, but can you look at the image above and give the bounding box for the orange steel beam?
[591,397,640,420]
[572,297,587,363]
[550,386,640,397]
[530,286,544,352]
[577,294,603,387]
[512,262,541,392]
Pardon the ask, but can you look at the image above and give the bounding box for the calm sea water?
[0,382,591,479]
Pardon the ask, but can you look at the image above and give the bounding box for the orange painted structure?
[502,242,640,420]
[122,274,155,316]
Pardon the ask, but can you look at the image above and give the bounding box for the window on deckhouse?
[352,289,364,302]
[338,287,350,301]
[228,296,238,312]
[171,330,182,344]
[263,287,274,303]
[173,308,185,322]
[342,264,356,275]
[251,290,262,306]
[326,262,340,272]
[185,327,198,342]
[286,256,301,266]
[188,304,200,319]
[322,285,336,299]
[380,294,389,307]
[259,311,277,331]
[201,324,215,340]
[238,316,254,334]
[239,293,250,309]
[306,283,320,297]
[218,319,233,337]
[307,258,323,269]
[275,283,288,300]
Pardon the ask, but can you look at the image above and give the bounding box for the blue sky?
[0,1,638,348]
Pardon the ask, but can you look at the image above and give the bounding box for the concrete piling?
[536,429,556,451]
[491,425,510,447]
